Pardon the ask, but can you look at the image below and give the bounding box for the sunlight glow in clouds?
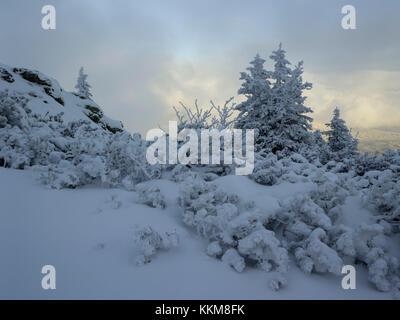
[0,0,399,135]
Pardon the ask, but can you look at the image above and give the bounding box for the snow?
[0,167,394,299]
[1,53,399,300]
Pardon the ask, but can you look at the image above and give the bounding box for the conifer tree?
[75,67,92,99]
[323,107,358,159]
[234,44,313,155]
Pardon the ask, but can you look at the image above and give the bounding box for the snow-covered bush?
[102,132,161,188]
[135,183,166,209]
[302,228,343,275]
[275,195,343,276]
[278,195,332,233]
[134,226,179,265]
[221,248,245,272]
[177,176,289,287]
[206,241,223,257]
[169,98,238,176]
[178,176,240,239]
[19,121,160,190]
[309,179,348,222]
[238,229,289,274]
[331,223,399,292]
[250,153,283,186]
[363,170,400,232]
[250,151,327,186]
[354,152,386,176]
[173,97,237,131]
[40,160,84,189]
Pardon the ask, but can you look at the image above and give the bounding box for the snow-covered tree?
[75,67,92,99]
[234,54,271,145]
[323,107,358,159]
[235,44,314,155]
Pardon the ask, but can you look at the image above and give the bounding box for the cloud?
[0,0,399,135]
[307,70,400,129]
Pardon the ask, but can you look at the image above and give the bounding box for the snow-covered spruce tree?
[75,67,92,99]
[323,107,358,161]
[234,44,313,156]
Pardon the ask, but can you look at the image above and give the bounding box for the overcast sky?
[1,0,399,134]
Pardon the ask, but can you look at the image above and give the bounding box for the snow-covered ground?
[0,167,394,299]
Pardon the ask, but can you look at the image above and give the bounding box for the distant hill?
[0,63,123,133]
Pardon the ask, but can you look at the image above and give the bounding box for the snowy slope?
[0,167,395,300]
[0,63,123,133]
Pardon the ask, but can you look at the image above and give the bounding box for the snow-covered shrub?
[278,195,332,233]
[169,164,219,183]
[363,170,400,232]
[134,226,179,265]
[0,90,26,130]
[354,152,386,176]
[135,183,166,209]
[353,149,400,177]
[170,98,238,176]
[309,179,348,222]
[0,91,31,168]
[222,248,245,272]
[102,132,161,187]
[206,241,223,257]
[39,160,84,189]
[250,153,283,186]
[330,223,399,292]
[274,195,345,276]
[177,176,289,286]
[250,151,326,186]
[355,224,399,292]
[238,229,289,274]
[178,176,240,239]
[302,228,343,275]
[170,164,191,182]
[30,124,160,189]
[222,210,267,245]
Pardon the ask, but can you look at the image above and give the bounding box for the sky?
[0,0,399,135]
